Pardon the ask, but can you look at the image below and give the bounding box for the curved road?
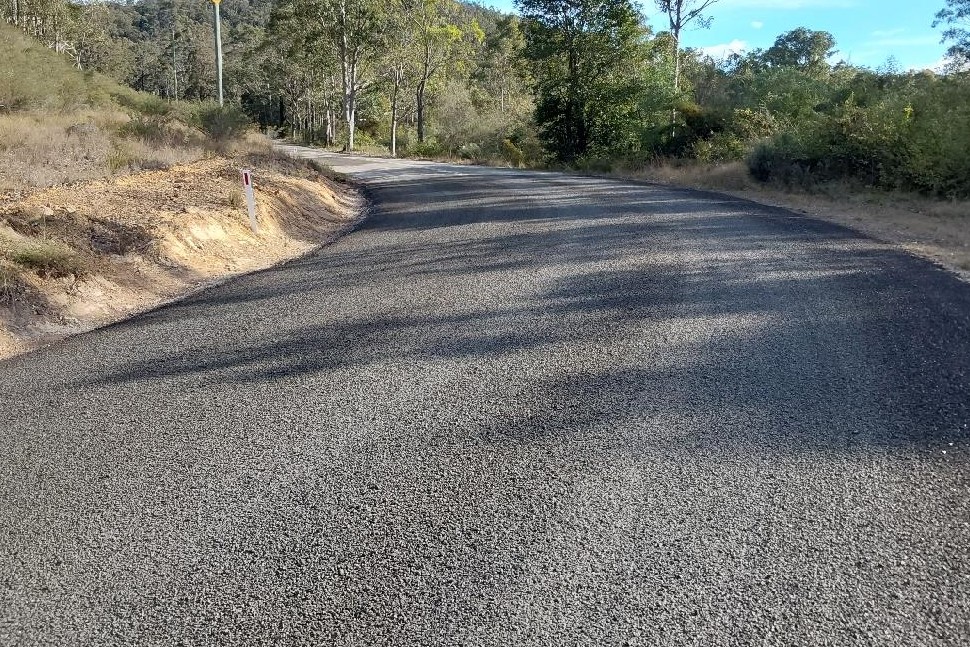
[2,147,969,645]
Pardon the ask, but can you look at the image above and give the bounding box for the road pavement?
[1,146,969,645]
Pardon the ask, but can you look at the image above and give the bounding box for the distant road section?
[1,146,968,645]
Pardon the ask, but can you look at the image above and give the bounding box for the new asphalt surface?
[1,147,969,646]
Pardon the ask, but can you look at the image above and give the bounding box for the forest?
[3,0,970,198]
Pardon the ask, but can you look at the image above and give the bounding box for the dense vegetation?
[3,0,970,198]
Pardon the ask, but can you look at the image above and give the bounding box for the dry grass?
[0,259,17,302]
[0,110,210,193]
[626,161,759,193]
[0,24,130,113]
[113,138,207,174]
[0,111,121,193]
[227,187,245,209]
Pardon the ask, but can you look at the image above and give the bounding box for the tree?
[761,27,836,76]
[381,0,419,156]
[933,0,970,65]
[407,0,482,143]
[518,0,650,161]
[655,0,719,93]
[275,0,383,150]
[477,14,529,116]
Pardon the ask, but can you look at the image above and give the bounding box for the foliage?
[518,0,654,161]
[4,0,970,202]
[761,28,837,77]
[934,0,970,65]
[192,103,251,142]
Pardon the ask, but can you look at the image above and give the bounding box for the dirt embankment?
[0,155,362,360]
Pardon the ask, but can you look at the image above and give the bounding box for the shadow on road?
[65,171,970,452]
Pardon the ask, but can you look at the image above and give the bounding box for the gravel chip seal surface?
[1,147,968,646]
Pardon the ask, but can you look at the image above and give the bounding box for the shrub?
[458,142,482,161]
[12,241,87,278]
[501,139,525,167]
[106,147,131,173]
[193,103,250,143]
[0,262,20,304]
[406,139,444,159]
[746,132,822,190]
[227,188,244,208]
[118,116,169,144]
[693,132,746,163]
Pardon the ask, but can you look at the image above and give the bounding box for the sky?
[482,0,950,71]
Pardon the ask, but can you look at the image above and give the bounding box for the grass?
[0,26,132,113]
[0,111,122,192]
[0,262,17,303]
[228,188,245,209]
[0,23,239,193]
[10,240,88,279]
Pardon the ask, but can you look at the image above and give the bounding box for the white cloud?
[751,21,764,29]
[700,39,749,59]
[909,56,970,73]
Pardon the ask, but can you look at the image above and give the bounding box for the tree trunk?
[346,82,356,151]
[670,29,681,139]
[391,114,398,158]
[338,41,357,150]
[390,77,399,157]
[673,34,682,93]
[416,78,427,143]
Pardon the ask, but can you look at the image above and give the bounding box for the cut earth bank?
[0,152,362,360]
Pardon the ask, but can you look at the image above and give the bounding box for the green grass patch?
[11,241,88,278]
[0,24,135,114]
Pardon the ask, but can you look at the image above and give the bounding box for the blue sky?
[483,0,949,71]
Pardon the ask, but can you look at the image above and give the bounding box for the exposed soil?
[0,156,362,359]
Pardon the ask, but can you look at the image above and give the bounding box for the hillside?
[0,24,361,359]
[0,24,207,194]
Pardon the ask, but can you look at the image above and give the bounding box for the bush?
[406,139,444,159]
[501,139,525,167]
[118,116,170,144]
[746,135,819,189]
[458,142,482,161]
[12,241,87,278]
[193,103,250,143]
[693,132,746,163]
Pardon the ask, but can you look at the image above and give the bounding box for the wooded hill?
[4,0,970,199]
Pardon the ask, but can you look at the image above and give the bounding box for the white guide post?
[241,169,258,233]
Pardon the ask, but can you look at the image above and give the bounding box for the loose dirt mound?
[0,156,361,359]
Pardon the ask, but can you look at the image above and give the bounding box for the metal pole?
[212,0,224,106]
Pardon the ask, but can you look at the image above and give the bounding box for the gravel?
[1,147,968,646]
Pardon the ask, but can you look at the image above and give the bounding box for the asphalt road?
[2,147,969,646]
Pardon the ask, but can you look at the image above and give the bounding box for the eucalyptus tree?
[934,0,970,65]
[407,0,483,142]
[655,0,719,92]
[381,0,419,156]
[281,0,383,150]
[518,0,651,161]
[761,27,836,77]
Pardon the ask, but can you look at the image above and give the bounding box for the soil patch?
[0,156,362,359]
